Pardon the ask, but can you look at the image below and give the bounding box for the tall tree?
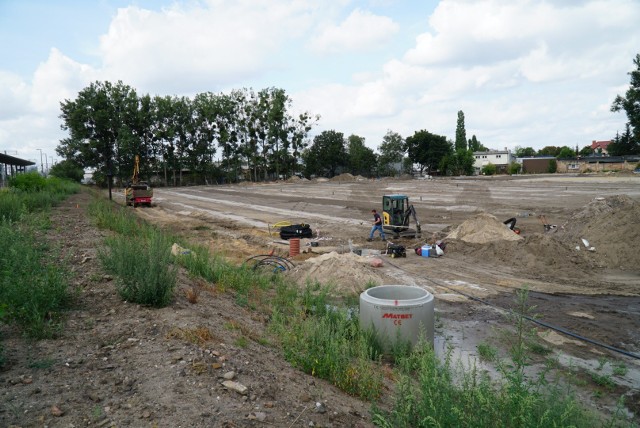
[404,130,452,176]
[377,130,405,176]
[514,146,537,157]
[347,134,377,177]
[455,110,467,151]
[611,53,640,155]
[301,130,347,178]
[467,135,486,152]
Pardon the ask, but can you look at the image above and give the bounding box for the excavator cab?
[125,155,153,207]
[382,194,422,238]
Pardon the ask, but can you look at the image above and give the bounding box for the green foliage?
[538,146,561,157]
[377,130,406,177]
[99,230,177,307]
[347,134,377,177]
[468,135,487,152]
[0,190,26,222]
[514,146,536,157]
[611,53,640,155]
[49,159,85,183]
[372,290,606,428]
[579,145,594,156]
[442,149,475,176]
[302,130,347,178]
[508,162,521,175]
[557,146,575,158]
[272,285,383,400]
[405,129,452,175]
[548,158,558,173]
[0,219,72,338]
[477,342,498,361]
[455,110,467,151]
[481,162,497,175]
[9,171,47,191]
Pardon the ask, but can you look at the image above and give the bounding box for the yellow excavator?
[124,155,153,207]
[382,194,421,238]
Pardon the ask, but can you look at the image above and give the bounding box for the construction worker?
[367,209,386,241]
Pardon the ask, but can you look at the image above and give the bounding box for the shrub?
[99,230,177,307]
[481,163,497,175]
[548,158,558,173]
[508,162,521,175]
[8,171,47,192]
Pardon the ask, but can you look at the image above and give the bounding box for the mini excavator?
[124,155,153,207]
[381,194,422,239]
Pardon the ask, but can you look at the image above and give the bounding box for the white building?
[473,150,514,174]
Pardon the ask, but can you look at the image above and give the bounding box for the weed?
[590,371,616,390]
[477,342,498,362]
[597,356,608,371]
[612,362,628,377]
[192,225,210,231]
[185,286,199,304]
[167,327,215,346]
[28,358,56,369]
[235,336,248,348]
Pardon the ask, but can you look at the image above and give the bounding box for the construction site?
[131,173,640,390]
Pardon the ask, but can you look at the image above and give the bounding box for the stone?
[222,380,248,395]
[222,371,236,380]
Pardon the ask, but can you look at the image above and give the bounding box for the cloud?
[309,8,399,54]
[0,71,30,119]
[98,1,314,94]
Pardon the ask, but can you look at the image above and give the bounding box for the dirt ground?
[2,173,640,426]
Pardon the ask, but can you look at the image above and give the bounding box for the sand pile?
[329,173,355,182]
[287,251,388,295]
[557,195,640,270]
[446,213,523,244]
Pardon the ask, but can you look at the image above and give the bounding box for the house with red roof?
[591,140,612,155]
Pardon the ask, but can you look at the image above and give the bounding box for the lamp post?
[37,149,44,174]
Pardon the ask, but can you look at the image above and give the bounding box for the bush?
[9,171,47,192]
[508,162,521,175]
[99,230,177,307]
[49,159,85,183]
[548,158,558,173]
[481,163,497,175]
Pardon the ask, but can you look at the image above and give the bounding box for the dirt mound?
[557,195,640,270]
[287,251,388,295]
[329,173,355,182]
[286,175,308,182]
[446,213,523,244]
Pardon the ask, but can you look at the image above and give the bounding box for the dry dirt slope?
[0,190,373,428]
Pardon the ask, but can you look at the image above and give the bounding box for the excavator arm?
[405,205,422,236]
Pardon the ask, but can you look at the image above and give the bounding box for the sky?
[1,0,639,168]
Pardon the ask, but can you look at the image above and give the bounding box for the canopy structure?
[1,153,36,187]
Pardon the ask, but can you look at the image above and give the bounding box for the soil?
[2,174,640,426]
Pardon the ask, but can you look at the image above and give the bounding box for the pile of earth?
[556,195,640,270]
[445,213,523,244]
[286,251,391,295]
[329,173,356,182]
[286,175,309,183]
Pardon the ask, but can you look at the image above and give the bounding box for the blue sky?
[1,0,638,167]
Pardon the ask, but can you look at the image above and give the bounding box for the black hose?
[244,254,295,270]
[385,259,640,360]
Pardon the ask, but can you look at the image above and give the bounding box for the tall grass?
[99,229,177,307]
[371,290,611,427]
[0,218,72,339]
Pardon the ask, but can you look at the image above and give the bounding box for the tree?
[608,124,639,156]
[404,130,452,176]
[557,146,575,158]
[514,146,536,157]
[347,135,377,177]
[579,145,594,156]
[548,159,558,173]
[49,159,85,183]
[455,110,467,151]
[467,135,486,152]
[611,53,640,154]
[301,130,347,178]
[508,162,521,175]
[377,130,405,176]
[538,146,561,157]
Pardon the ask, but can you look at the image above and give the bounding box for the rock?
[222,371,236,380]
[264,401,275,408]
[222,380,248,395]
[51,405,64,417]
[315,402,326,414]
[211,362,223,369]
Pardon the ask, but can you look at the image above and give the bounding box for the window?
[496,155,501,158]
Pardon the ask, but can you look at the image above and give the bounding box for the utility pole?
[37,149,44,174]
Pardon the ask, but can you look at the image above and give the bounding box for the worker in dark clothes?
[367,209,386,241]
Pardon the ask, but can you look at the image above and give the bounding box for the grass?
[0,175,79,344]
[477,342,498,362]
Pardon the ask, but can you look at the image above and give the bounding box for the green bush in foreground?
[99,230,177,307]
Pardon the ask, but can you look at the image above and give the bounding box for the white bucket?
[359,285,434,349]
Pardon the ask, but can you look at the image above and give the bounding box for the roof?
[0,153,35,167]
[472,150,511,155]
[591,140,612,150]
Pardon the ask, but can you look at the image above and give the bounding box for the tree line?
[56,53,638,185]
